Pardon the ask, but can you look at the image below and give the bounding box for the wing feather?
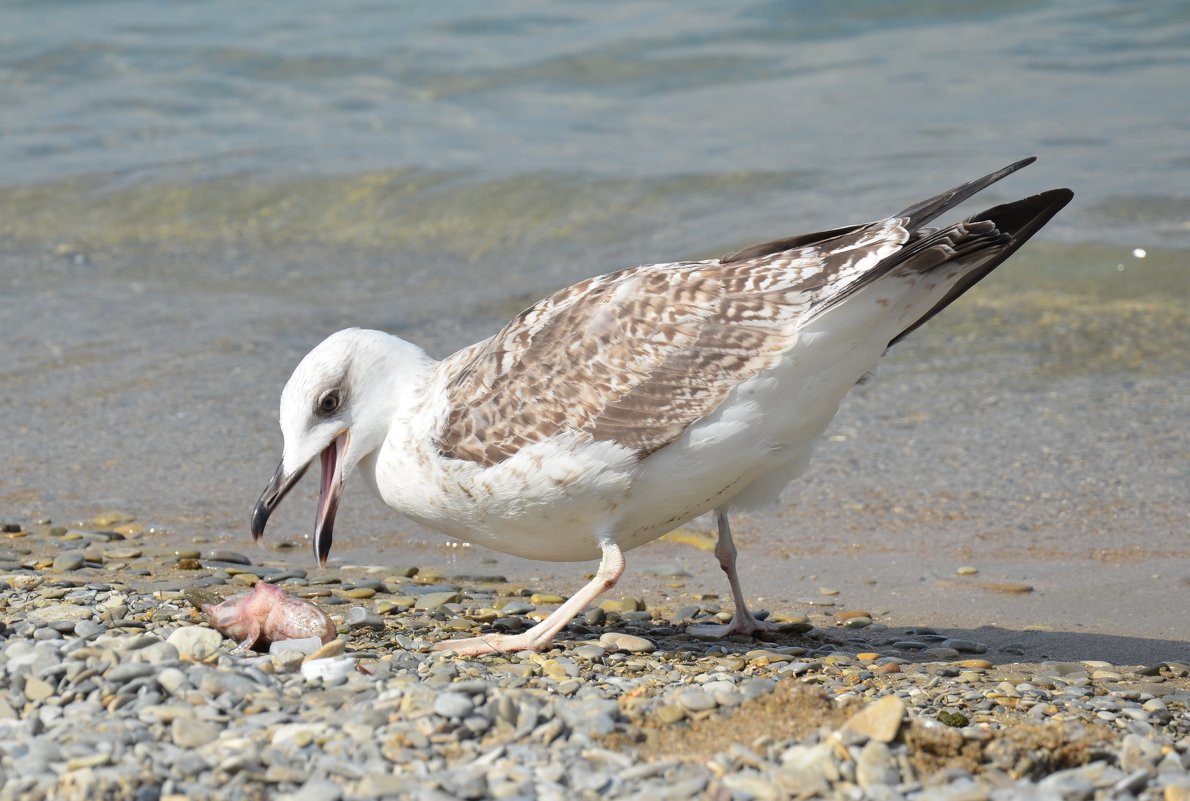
[434,220,906,464]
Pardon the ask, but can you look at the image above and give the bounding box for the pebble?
[167,625,224,660]
[415,591,460,610]
[171,717,220,748]
[342,607,385,631]
[433,692,475,719]
[842,695,905,742]
[51,552,86,572]
[856,740,900,789]
[599,632,656,653]
[205,549,252,565]
[25,604,93,625]
[674,686,717,712]
[300,656,354,684]
[269,636,325,656]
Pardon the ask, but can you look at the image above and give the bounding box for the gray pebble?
[433,692,474,719]
[497,601,536,616]
[106,662,157,683]
[573,644,607,661]
[269,636,324,656]
[674,686,717,712]
[342,607,385,631]
[51,552,86,572]
[73,620,105,639]
[280,779,343,801]
[205,549,252,565]
[199,670,262,698]
[156,667,191,695]
[856,740,900,789]
[171,717,220,748]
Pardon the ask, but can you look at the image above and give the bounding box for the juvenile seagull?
[252,158,1071,656]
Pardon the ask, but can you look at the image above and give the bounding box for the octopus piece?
[203,581,336,651]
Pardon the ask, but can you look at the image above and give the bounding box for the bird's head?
[250,328,429,566]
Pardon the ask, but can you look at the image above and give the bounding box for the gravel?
[0,512,1186,800]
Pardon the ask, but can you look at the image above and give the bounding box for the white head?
[251,328,430,565]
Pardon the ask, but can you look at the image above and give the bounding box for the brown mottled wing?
[433,219,908,465]
[433,157,1056,466]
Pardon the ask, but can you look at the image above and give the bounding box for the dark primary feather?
[434,161,1072,466]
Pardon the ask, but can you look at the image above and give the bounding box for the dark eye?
[316,389,342,416]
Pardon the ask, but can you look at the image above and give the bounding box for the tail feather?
[888,187,1073,346]
[893,156,1037,231]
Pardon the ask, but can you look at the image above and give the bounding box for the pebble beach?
[1,512,1186,801]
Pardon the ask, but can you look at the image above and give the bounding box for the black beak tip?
[250,502,270,542]
[252,460,301,544]
[314,523,333,568]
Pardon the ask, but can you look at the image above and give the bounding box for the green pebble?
[937,710,970,727]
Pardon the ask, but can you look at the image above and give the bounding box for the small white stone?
[1132,248,1146,258]
[300,656,355,684]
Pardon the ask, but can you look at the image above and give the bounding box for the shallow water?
[1,1,1187,640]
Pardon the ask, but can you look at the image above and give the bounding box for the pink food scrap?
[203,581,337,651]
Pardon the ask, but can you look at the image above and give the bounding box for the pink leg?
[687,510,786,638]
[433,539,625,657]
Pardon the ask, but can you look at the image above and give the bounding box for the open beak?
[250,429,350,568]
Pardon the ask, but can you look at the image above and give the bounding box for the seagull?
[251,157,1071,656]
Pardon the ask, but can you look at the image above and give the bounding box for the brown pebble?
[304,638,346,662]
[842,695,905,742]
[837,610,873,621]
[980,582,1034,594]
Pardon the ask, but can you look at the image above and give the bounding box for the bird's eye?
[316,389,341,416]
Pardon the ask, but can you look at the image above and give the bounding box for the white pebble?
[300,655,354,684]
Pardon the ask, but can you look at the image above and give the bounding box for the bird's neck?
[350,332,436,469]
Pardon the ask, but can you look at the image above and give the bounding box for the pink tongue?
[317,439,338,528]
